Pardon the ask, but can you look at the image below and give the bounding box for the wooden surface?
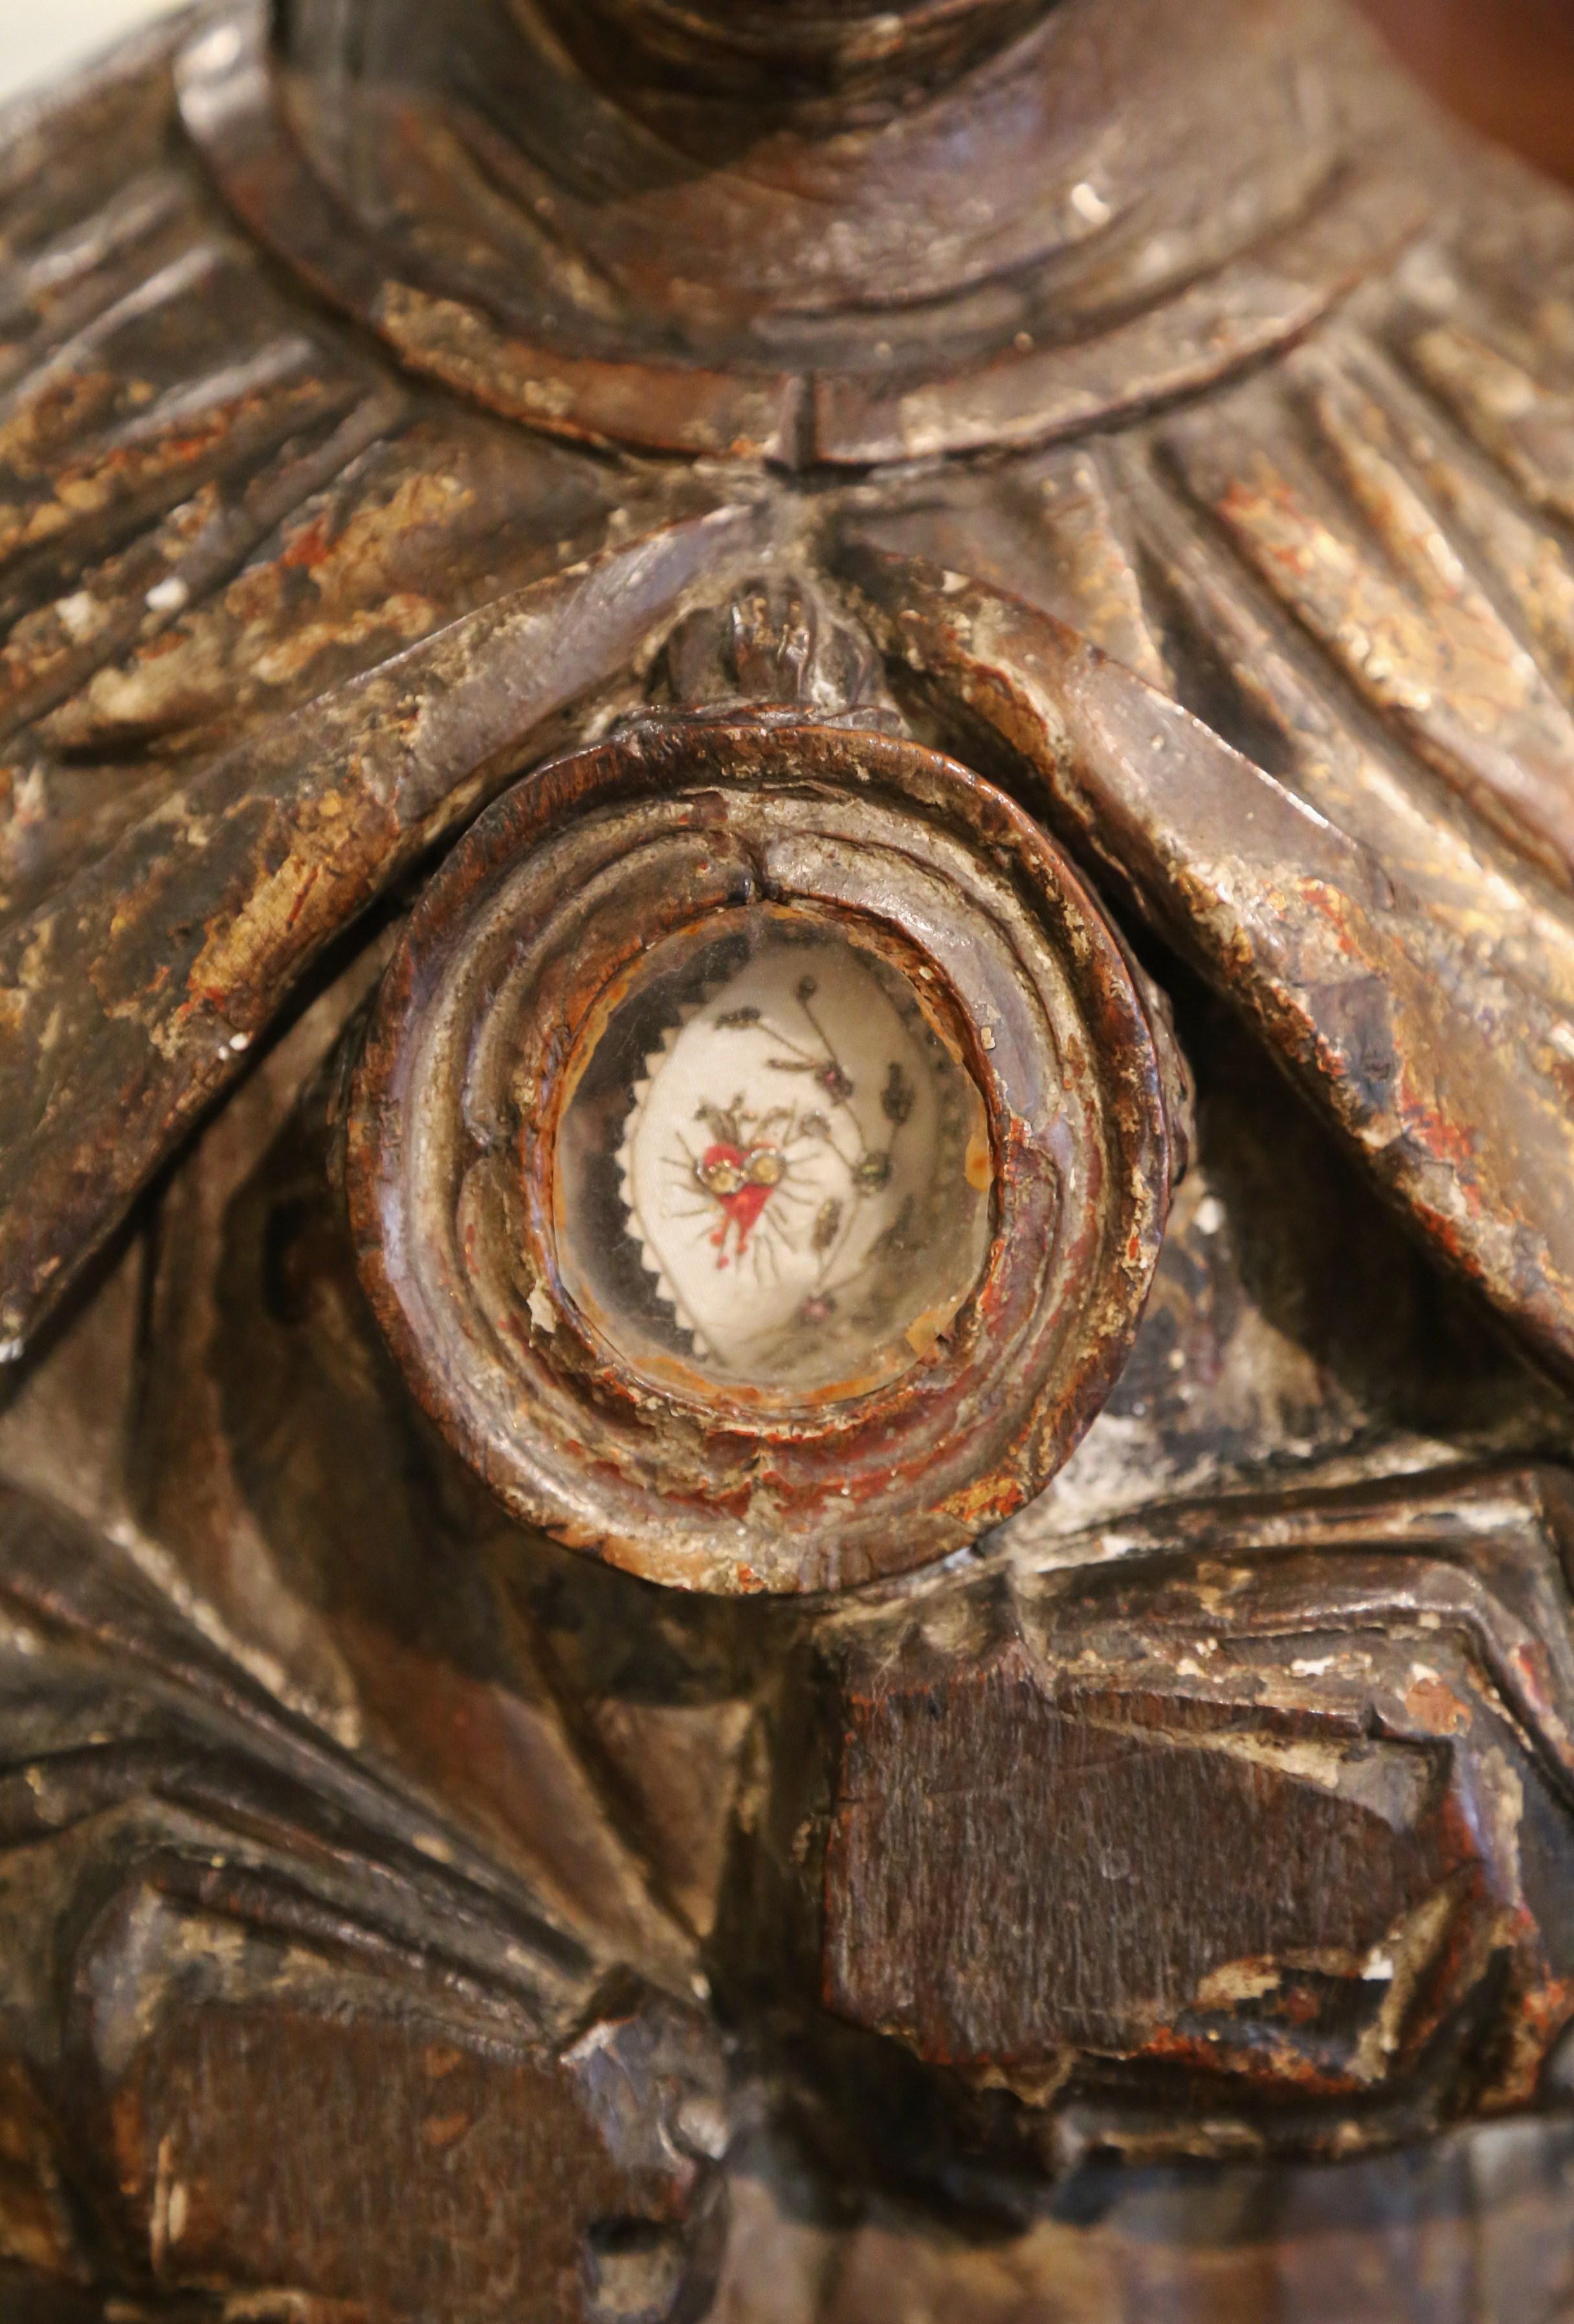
[1,3,1574,2318]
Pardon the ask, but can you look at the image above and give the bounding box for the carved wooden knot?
[345,717,1182,1594]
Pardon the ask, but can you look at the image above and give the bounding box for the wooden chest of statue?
[5,1,1574,2316]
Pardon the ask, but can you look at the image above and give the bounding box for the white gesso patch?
[1,0,192,105]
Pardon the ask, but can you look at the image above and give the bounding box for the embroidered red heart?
[700,1141,781,1264]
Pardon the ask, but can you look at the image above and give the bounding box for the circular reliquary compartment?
[346,720,1179,1594]
[562,904,992,1406]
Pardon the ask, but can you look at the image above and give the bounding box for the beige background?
[0,0,187,105]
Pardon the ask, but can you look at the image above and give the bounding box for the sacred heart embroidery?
[617,933,985,1389]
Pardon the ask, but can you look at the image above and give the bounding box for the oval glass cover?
[555,905,992,1404]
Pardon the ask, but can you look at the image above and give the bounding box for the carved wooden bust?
[4,1,1574,2317]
